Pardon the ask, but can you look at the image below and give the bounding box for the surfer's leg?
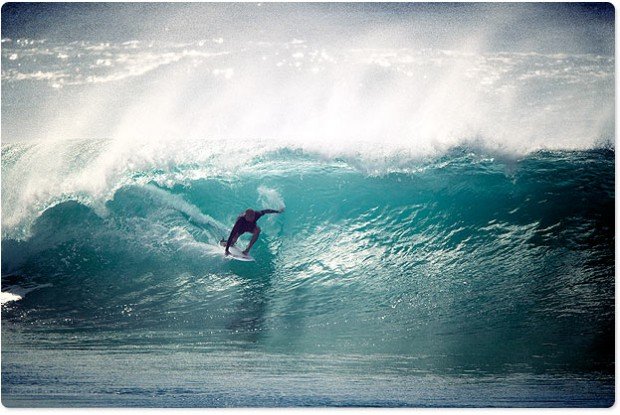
[243,226,261,254]
[223,232,240,247]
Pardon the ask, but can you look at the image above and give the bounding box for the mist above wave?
[2,3,613,150]
[2,36,613,153]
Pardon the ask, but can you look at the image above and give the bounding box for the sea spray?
[257,186,286,211]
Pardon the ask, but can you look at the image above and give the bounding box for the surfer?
[223,208,284,256]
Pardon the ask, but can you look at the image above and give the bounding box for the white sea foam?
[141,184,229,236]
[258,186,286,211]
[1,283,53,305]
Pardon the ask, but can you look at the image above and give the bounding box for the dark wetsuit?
[225,209,279,251]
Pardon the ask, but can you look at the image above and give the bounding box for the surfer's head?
[244,209,256,222]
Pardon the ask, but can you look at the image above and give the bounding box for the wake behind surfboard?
[219,240,255,262]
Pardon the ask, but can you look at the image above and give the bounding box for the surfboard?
[219,240,255,262]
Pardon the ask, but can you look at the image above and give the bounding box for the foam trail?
[142,184,229,237]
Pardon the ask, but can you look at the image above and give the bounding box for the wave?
[1,144,613,372]
[1,3,614,375]
[0,138,613,239]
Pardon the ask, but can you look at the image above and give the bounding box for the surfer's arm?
[257,208,284,218]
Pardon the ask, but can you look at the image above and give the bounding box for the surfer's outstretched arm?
[257,208,284,218]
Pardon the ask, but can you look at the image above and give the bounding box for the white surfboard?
[219,240,255,262]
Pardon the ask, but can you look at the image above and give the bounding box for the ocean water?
[1,2,615,408]
[2,143,614,407]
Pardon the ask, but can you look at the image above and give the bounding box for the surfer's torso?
[234,212,264,234]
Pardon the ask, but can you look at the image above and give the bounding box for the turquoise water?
[1,2,614,407]
[1,144,614,407]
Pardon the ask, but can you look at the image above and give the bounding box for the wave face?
[2,141,614,375]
